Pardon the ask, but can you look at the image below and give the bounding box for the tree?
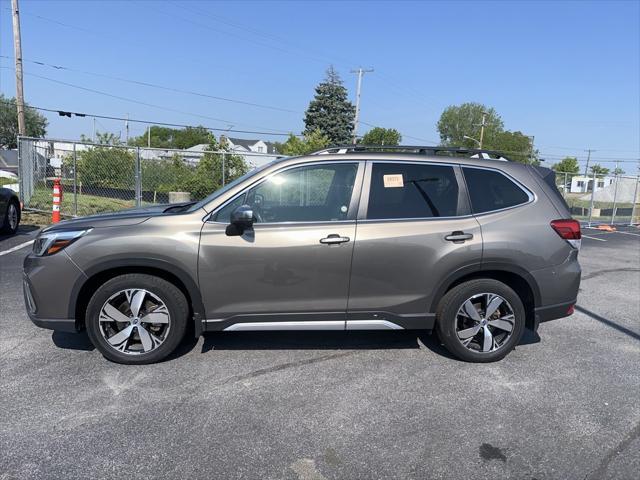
[361,127,402,146]
[0,94,48,148]
[552,157,580,174]
[80,131,122,145]
[437,102,503,148]
[77,147,135,189]
[304,66,355,145]
[612,167,625,175]
[274,129,330,156]
[484,130,537,164]
[589,164,610,175]
[183,137,249,200]
[129,125,213,149]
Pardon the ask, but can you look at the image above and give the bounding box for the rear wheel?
[436,279,525,362]
[1,199,20,234]
[85,274,189,364]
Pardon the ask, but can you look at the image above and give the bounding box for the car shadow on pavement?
[49,328,542,362]
[198,330,463,360]
[52,331,95,351]
[0,224,40,243]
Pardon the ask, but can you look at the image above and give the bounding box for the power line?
[0,55,300,114]
[0,66,294,135]
[0,7,99,35]
[0,98,296,137]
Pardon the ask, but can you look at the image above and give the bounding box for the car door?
[199,161,364,331]
[346,160,483,329]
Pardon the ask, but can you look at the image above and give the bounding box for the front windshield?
[187,160,279,213]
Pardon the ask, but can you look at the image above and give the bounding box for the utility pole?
[583,149,595,193]
[478,111,488,149]
[11,0,26,136]
[350,67,374,144]
[125,114,129,144]
[147,125,151,148]
[92,117,96,142]
[583,149,595,175]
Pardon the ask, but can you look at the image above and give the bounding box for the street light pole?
[478,111,488,149]
[463,135,481,148]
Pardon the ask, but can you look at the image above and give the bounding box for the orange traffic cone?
[52,179,61,223]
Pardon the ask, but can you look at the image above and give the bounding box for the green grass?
[27,188,136,217]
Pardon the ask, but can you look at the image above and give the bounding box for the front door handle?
[444,231,474,243]
[320,234,351,245]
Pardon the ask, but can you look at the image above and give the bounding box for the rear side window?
[367,163,459,219]
[463,167,530,214]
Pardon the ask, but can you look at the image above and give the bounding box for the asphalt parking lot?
[1,223,639,480]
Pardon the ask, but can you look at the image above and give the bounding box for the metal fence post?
[72,142,78,217]
[135,147,142,207]
[630,176,640,226]
[587,170,597,227]
[222,152,226,186]
[610,174,619,225]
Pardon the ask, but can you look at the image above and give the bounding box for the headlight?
[33,229,92,257]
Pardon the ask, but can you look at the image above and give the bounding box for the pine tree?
[303,66,355,145]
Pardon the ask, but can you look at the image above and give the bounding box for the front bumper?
[23,251,87,332]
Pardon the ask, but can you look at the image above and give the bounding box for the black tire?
[1,198,20,234]
[85,274,189,365]
[436,279,526,363]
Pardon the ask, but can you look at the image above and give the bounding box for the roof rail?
[311,145,512,161]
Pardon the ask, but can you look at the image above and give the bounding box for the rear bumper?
[529,249,581,330]
[534,300,576,326]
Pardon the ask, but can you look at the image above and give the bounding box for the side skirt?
[202,312,436,333]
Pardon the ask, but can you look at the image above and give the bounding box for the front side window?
[463,167,530,214]
[366,162,460,219]
[215,162,358,223]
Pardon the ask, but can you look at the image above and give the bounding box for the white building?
[221,137,281,168]
[568,175,615,193]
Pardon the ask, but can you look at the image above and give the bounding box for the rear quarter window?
[463,167,530,214]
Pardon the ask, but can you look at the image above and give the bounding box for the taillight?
[551,219,581,249]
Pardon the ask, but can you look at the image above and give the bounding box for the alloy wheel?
[8,203,18,231]
[455,293,516,353]
[98,289,171,355]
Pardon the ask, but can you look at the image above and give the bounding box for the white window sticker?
[383,174,404,188]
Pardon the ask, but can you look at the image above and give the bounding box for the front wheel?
[436,279,526,362]
[1,199,20,234]
[85,274,189,364]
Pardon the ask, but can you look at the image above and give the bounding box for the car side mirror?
[226,205,254,236]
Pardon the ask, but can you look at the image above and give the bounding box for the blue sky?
[0,0,638,170]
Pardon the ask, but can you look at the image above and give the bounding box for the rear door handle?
[320,234,351,245]
[444,231,474,243]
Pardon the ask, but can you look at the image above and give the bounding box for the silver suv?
[23,146,581,364]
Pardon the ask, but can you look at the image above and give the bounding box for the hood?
[43,202,197,231]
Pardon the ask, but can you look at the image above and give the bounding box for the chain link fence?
[17,136,281,218]
[554,170,640,226]
[16,137,640,225]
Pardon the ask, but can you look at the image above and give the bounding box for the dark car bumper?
[534,300,576,326]
[23,251,86,332]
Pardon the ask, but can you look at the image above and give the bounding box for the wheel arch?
[431,263,541,331]
[70,259,205,332]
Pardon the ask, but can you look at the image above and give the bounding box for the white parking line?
[582,235,607,242]
[0,240,34,257]
[616,231,640,237]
